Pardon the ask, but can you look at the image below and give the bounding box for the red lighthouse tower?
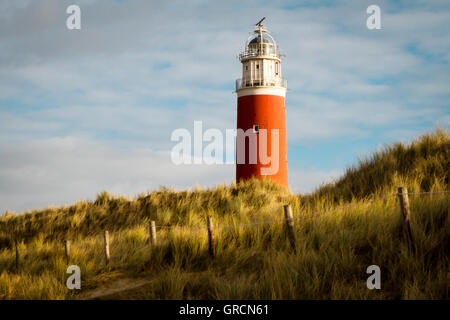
[236,18,288,188]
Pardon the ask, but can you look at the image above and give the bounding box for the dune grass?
[311,127,449,202]
[0,128,448,299]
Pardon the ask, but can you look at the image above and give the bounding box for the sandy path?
[77,277,152,300]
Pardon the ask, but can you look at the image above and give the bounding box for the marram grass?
[0,128,448,299]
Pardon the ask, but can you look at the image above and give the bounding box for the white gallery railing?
[236,78,287,90]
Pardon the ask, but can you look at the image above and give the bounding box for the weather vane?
[255,17,266,27]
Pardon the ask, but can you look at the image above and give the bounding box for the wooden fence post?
[207,216,215,258]
[15,241,20,271]
[398,187,413,245]
[283,205,297,253]
[149,220,157,245]
[104,230,110,266]
[64,240,71,264]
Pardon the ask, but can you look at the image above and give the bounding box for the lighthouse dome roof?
[239,24,281,60]
[249,35,272,44]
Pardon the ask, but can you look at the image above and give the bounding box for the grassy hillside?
[311,127,449,202]
[0,128,448,299]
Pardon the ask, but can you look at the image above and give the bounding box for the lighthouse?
[235,18,288,188]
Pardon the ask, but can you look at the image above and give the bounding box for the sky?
[0,0,449,213]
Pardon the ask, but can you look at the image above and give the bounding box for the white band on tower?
[237,87,286,98]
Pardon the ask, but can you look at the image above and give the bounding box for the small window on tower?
[256,64,259,69]
[253,124,259,133]
[245,65,248,71]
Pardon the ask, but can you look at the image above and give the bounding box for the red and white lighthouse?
[235,18,288,188]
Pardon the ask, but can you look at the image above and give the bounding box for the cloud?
[0,136,234,213]
[0,0,449,212]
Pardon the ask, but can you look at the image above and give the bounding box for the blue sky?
[0,0,449,213]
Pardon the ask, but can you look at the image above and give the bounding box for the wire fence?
[4,190,449,244]
[1,189,448,269]
[1,190,447,228]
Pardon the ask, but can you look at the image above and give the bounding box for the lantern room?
[236,18,286,91]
